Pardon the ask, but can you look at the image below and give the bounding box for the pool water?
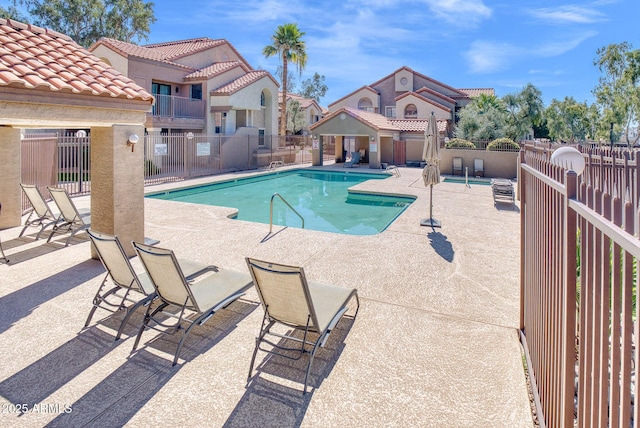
[147,170,415,235]
[443,177,491,186]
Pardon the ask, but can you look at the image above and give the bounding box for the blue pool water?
[443,177,491,186]
[148,170,414,235]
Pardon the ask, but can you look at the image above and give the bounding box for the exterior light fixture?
[76,130,87,138]
[550,146,585,175]
[127,134,139,152]
[186,132,194,140]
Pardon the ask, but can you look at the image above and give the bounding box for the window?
[190,84,202,100]
[385,106,396,118]
[358,97,373,111]
[261,92,266,107]
[404,104,417,118]
[258,129,265,146]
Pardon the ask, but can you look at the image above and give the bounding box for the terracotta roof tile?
[210,70,277,95]
[0,18,152,102]
[395,91,452,112]
[312,107,400,132]
[389,119,448,133]
[458,88,495,97]
[183,61,246,80]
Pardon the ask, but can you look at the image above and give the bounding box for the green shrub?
[487,138,520,151]
[445,138,475,149]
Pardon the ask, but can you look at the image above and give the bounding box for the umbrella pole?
[421,183,441,228]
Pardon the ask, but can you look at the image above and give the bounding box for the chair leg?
[131,303,154,353]
[303,340,322,395]
[115,294,154,341]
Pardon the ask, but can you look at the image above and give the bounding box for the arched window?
[404,104,417,118]
[358,97,373,111]
[260,91,266,107]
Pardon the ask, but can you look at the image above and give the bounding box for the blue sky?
[138,0,634,107]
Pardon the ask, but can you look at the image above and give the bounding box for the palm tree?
[264,23,307,136]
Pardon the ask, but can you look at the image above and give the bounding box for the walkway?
[0,166,532,427]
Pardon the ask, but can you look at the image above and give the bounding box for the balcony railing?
[151,94,205,119]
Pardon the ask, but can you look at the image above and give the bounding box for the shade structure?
[421,112,441,228]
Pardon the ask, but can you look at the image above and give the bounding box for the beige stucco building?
[311,66,494,168]
[90,37,279,145]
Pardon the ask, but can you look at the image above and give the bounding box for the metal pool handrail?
[269,193,304,233]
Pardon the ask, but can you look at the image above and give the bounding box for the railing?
[520,144,640,427]
[151,94,205,119]
[269,193,304,233]
[21,132,91,211]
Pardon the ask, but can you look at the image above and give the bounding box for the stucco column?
[0,127,22,228]
[311,136,322,166]
[90,125,145,257]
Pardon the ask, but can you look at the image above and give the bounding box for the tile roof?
[184,61,247,80]
[389,119,448,133]
[0,19,152,101]
[210,70,277,95]
[280,92,321,109]
[144,37,227,59]
[92,37,254,71]
[311,107,400,132]
[415,86,456,104]
[458,88,495,97]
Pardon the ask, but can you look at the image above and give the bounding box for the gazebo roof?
[0,19,152,102]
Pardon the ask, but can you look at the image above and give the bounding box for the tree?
[286,100,306,135]
[16,0,155,48]
[545,97,591,143]
[263,23,307,136]
[300,72,328,103]
[503,84,544,142]
[455,99,506,141]
[0,5,29,21]
[454,93,507,141]
[593,42,640,147]
[275,65,299,95]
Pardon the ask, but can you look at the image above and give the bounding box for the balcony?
[147,94,206,129]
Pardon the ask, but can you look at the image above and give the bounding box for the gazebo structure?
[0,19,153,255]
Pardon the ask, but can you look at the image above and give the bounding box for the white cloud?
[465,31,598,74]
[464,41,520,73]
[528,5,607,24]
[422,0,492,26]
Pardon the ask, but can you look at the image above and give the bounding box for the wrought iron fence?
[21,132,91,211]
[19,132,332,209]
[520,143,640,427]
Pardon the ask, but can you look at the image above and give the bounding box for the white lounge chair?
[46,186,91,246]
[491,179,515,206]
[452,157,463,176]
[19,184,59,239]
[132,241,253,365]
[474,159,484,177]
[245,257,360,394]
[86,230,217,340]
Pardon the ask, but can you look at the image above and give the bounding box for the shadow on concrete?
[223,316,356,428]
[0,259,103,334]
[427,231,455,262]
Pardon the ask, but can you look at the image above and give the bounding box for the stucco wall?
[439,149,520,179]
[328,88,379,113]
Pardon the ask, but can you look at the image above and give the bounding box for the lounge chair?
[86,230,217,340]
[343,151,361,168]
[46,186,91,246]
[0,203,7,263]
[452,157,463,176]
[491,179,515,206]
[474,158,484,177]
[19,184,59,239]
[245,257,360,394]
[131,241,253,365]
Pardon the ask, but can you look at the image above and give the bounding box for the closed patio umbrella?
[421,111,441,228]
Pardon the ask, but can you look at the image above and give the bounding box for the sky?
[58,0,640,107]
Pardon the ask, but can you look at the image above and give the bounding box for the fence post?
[562,170,578,428]
[519,149,526,330]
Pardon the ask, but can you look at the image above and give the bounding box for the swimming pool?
[443,177,492,186]
[147,170,415,235]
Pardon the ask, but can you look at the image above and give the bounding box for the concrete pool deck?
[0,166,532,427]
